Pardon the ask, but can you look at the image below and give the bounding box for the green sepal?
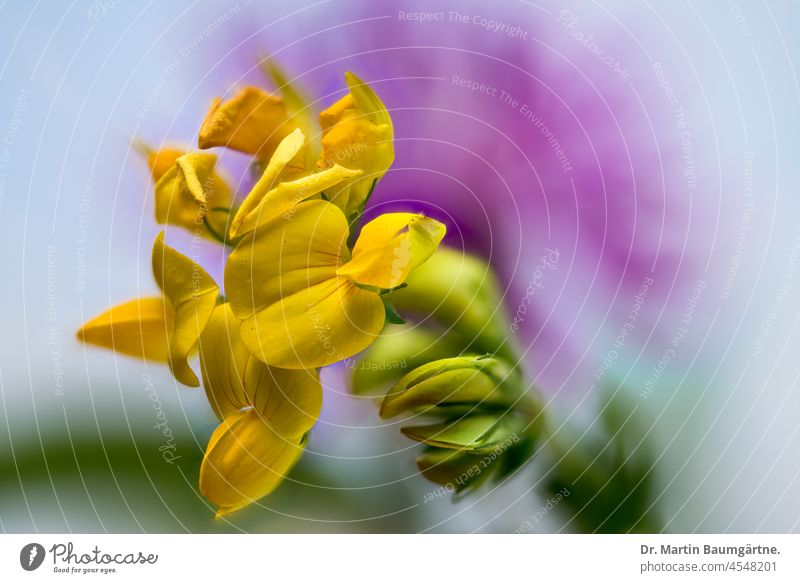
[402,414,502,450]
[416,448,493,495]
[383,298,406,325]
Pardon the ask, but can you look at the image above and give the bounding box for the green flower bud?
[415,417,531,495]
[388,247,517,362]
[379,355,521,419]
[417,448,493,494]
[401,412,526,453]
[350,325,469,395]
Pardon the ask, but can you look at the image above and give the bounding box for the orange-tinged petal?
[146,147,184,182]
[198,86,293,159]
[319,94,355,128]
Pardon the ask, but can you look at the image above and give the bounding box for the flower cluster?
[77,68,445,516]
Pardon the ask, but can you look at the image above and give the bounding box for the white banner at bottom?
[1,534,798,582]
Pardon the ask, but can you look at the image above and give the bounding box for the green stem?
[202,215,229,246]
[202,207,242,248]
[346,178,378,249]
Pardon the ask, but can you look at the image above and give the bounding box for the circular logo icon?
[20,543,46,571]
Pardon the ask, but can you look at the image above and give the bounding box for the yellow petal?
[232,164,362,237]
[319,94,355,129]
[153,152,231,237]
[198,86,293,160]
[226,199,347,317]
[226,199,385,368]
[228,129,306,238]
[152,232,219,386]
[244,358,321,438]
[199,409,304,517]
[199,304,322,437]
[76,297,174,362]
[241,277,385,369]
[337,213,446,289]
[145,147,184,182]
[197,303,250,417]
[345,71,393,128]
[317,72,394,216]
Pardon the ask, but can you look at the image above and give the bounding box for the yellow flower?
[197,303,321,516]
[153,152,232,239]
[225,199,445,369]
[151,232,219,386]
[76,297,173,362]
[227,129,361,239]
[317,72,394,217]
[198,86,295,161]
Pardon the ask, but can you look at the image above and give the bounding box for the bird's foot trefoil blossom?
[77,68,441,516]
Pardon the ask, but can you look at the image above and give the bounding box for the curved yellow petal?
[226,199,348,317]
[143,146,184,182]
[337,213,446,289]
[174,153,217,205]
[319,94,355,131]
[199,409,304,517]
[153,152,231,237]
[240,277,385,369]
[232,164,362,237]
[228,129,306,238]
[76,297,174,362]
[226,199,385,368]
[152,232,219,386]
[198,86,293,160]
[244,359,321,438]
[346,71,393,129]
[199,303,322,437]
[197,303,250,418]
[317,72,394,216]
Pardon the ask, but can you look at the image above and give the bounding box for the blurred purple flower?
[185,0,716,395]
